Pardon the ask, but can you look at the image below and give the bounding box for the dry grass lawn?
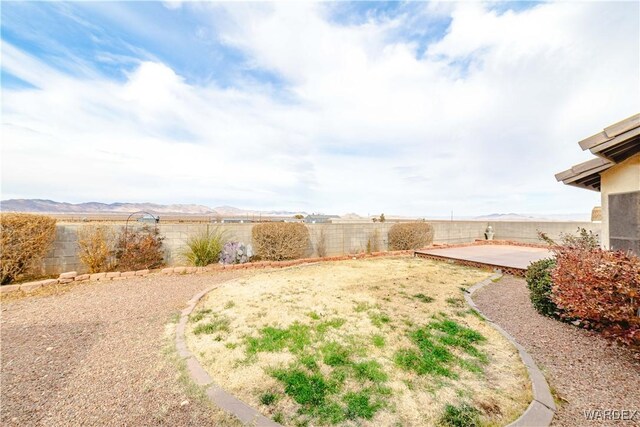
[186,257,531,426]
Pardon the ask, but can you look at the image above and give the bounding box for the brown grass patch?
[186,257,531,426]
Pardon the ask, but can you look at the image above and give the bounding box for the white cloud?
[2,1,638,216]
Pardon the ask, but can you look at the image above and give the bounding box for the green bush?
[182,227,226,266]
[525,258,558,317]
[0,213,57,284]
[252,222,310,261]
[388,222,434,250]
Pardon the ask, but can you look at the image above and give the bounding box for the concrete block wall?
[40,220,601,275]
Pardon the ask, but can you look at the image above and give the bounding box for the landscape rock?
[106,272,121,278]
[75,274,90,282]
[59,271,78,280]
[90,273,106,281]
[135,269,150,276]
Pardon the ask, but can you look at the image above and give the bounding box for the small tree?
[379,213,386,223]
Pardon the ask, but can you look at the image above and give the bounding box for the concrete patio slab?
[415,245,553,275]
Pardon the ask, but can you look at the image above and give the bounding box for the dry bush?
[77,225,116,273]
[114,225,165,271]
[366,229,381,253]
[388,222,434,250]
[315,228,327,258]
[252,222,311,261]
[0,213,57,284]
[552,247,640,348]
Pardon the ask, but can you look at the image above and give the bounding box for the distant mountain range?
[0,199,306,217]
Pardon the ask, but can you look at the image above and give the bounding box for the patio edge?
[465,274,556,427]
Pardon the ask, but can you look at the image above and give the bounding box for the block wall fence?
[41,220,600,275]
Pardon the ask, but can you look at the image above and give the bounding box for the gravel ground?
[1,272,244,427]
[473,276,640,427]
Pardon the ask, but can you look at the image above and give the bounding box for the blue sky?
[1,1,639,217]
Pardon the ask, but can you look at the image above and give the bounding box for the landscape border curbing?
[465,273,556,427]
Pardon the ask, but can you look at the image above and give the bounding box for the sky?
[1,1,638,217]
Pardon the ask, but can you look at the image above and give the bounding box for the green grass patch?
[192,315,230,335]
[189,308,212,323]
[369,312,391,328]
[307,311,321,320]
[260,391,280,406]
[224,300,235,309]
[352,360,388,383]
[438,403,480,427]
[272,368,330,406]
[394,318,487,378]
[245,323,312,355]
[445,297,465,308]
[322,342,352,366]
[344,391,381,420]
[371,334,385,348]
[315,318,346,335]
[413,293,434,303]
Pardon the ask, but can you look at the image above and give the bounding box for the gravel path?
[473,276,640,427]
[1,272,244,427]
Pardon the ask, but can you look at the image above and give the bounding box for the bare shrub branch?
[0,213,57,284]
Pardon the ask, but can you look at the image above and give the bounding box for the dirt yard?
[187,257,531,426]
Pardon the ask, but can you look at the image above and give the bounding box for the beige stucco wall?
[600,153,640,248]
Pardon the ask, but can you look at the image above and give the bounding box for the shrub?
[252,222,310,261]
[525,258,559,318]
[219,241,253,265]
[388,222,434,251]
[115,225,164,271]
[182,227,225,267]
[77,225,116,273]
[315,228,327,258]
[0,213,57,284]
[551,247,640,347]
[366,229,381,254]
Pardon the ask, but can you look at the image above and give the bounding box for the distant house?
[556,113,639,254]
[304,214,339,224]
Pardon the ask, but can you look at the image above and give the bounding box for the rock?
[106,272,121,278]
[59,271,78,280]
[20,282,43,292]
[173,267,187,274]
[121,271,136,277]
[90,273,106,281]
[58,278,73,284]
[135,269,150,276]
[75,274,90,282]
[161,268,174,274]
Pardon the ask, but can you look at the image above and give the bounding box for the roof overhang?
[557,113,640,192]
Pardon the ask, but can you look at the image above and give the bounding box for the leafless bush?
[316,228,327,258]
[0,213,57,284]
[252,222,311,261]
[77,225,116,273]
[388,222,434,250]
[114,225,165,271]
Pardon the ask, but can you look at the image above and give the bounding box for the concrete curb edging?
[465,273,556,427]
[176,281,282,427]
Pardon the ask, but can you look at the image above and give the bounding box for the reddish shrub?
[551,247,640,348]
